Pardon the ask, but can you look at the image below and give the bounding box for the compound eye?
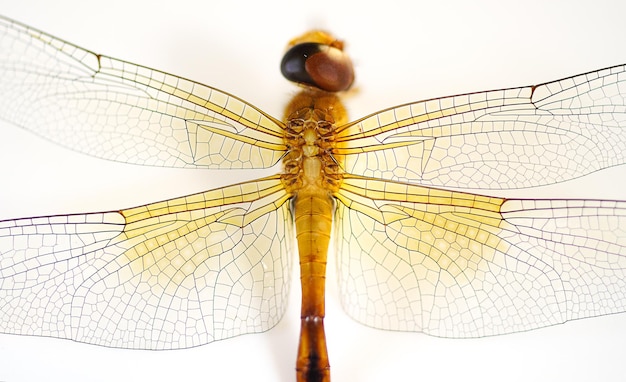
[280,42,354,92]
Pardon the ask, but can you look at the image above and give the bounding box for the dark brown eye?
[280,42,354,92]
[281,43,321,88]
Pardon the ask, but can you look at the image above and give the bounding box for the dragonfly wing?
[0,176,293,349]
[334,175,626,337]
[336,64,626,189]
[0,15,286,169]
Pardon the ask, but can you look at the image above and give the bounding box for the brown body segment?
[281,89,348,382]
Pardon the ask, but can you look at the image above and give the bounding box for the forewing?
[336,64,626,189]
[0,15,286,169]
[0,176,293,349]
[334,175,626,337]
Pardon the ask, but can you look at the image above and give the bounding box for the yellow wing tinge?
[335,175,509,278]
[0,175,293,348]
[114,176,291,295]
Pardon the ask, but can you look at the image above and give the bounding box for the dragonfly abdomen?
[293,190,333,382]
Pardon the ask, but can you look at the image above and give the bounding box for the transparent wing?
[0,15,286,169]
[336,64,626,189]
[334,175,626,337]
[0,176,293,349]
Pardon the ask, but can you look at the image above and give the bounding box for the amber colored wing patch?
[334,175,626,337]
[0,176,293,349]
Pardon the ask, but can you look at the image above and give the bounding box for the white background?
[1,0,626,381]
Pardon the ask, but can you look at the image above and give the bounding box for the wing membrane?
[0,176,293,349]
[337,65,626,189]
[334,175,626,337]
[0,15,286,169]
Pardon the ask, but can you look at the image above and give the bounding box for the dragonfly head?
[280,30,354,93]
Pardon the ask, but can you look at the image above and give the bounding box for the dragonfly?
[1,14,626,382]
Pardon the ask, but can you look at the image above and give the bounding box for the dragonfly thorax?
[281,95,345,195]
